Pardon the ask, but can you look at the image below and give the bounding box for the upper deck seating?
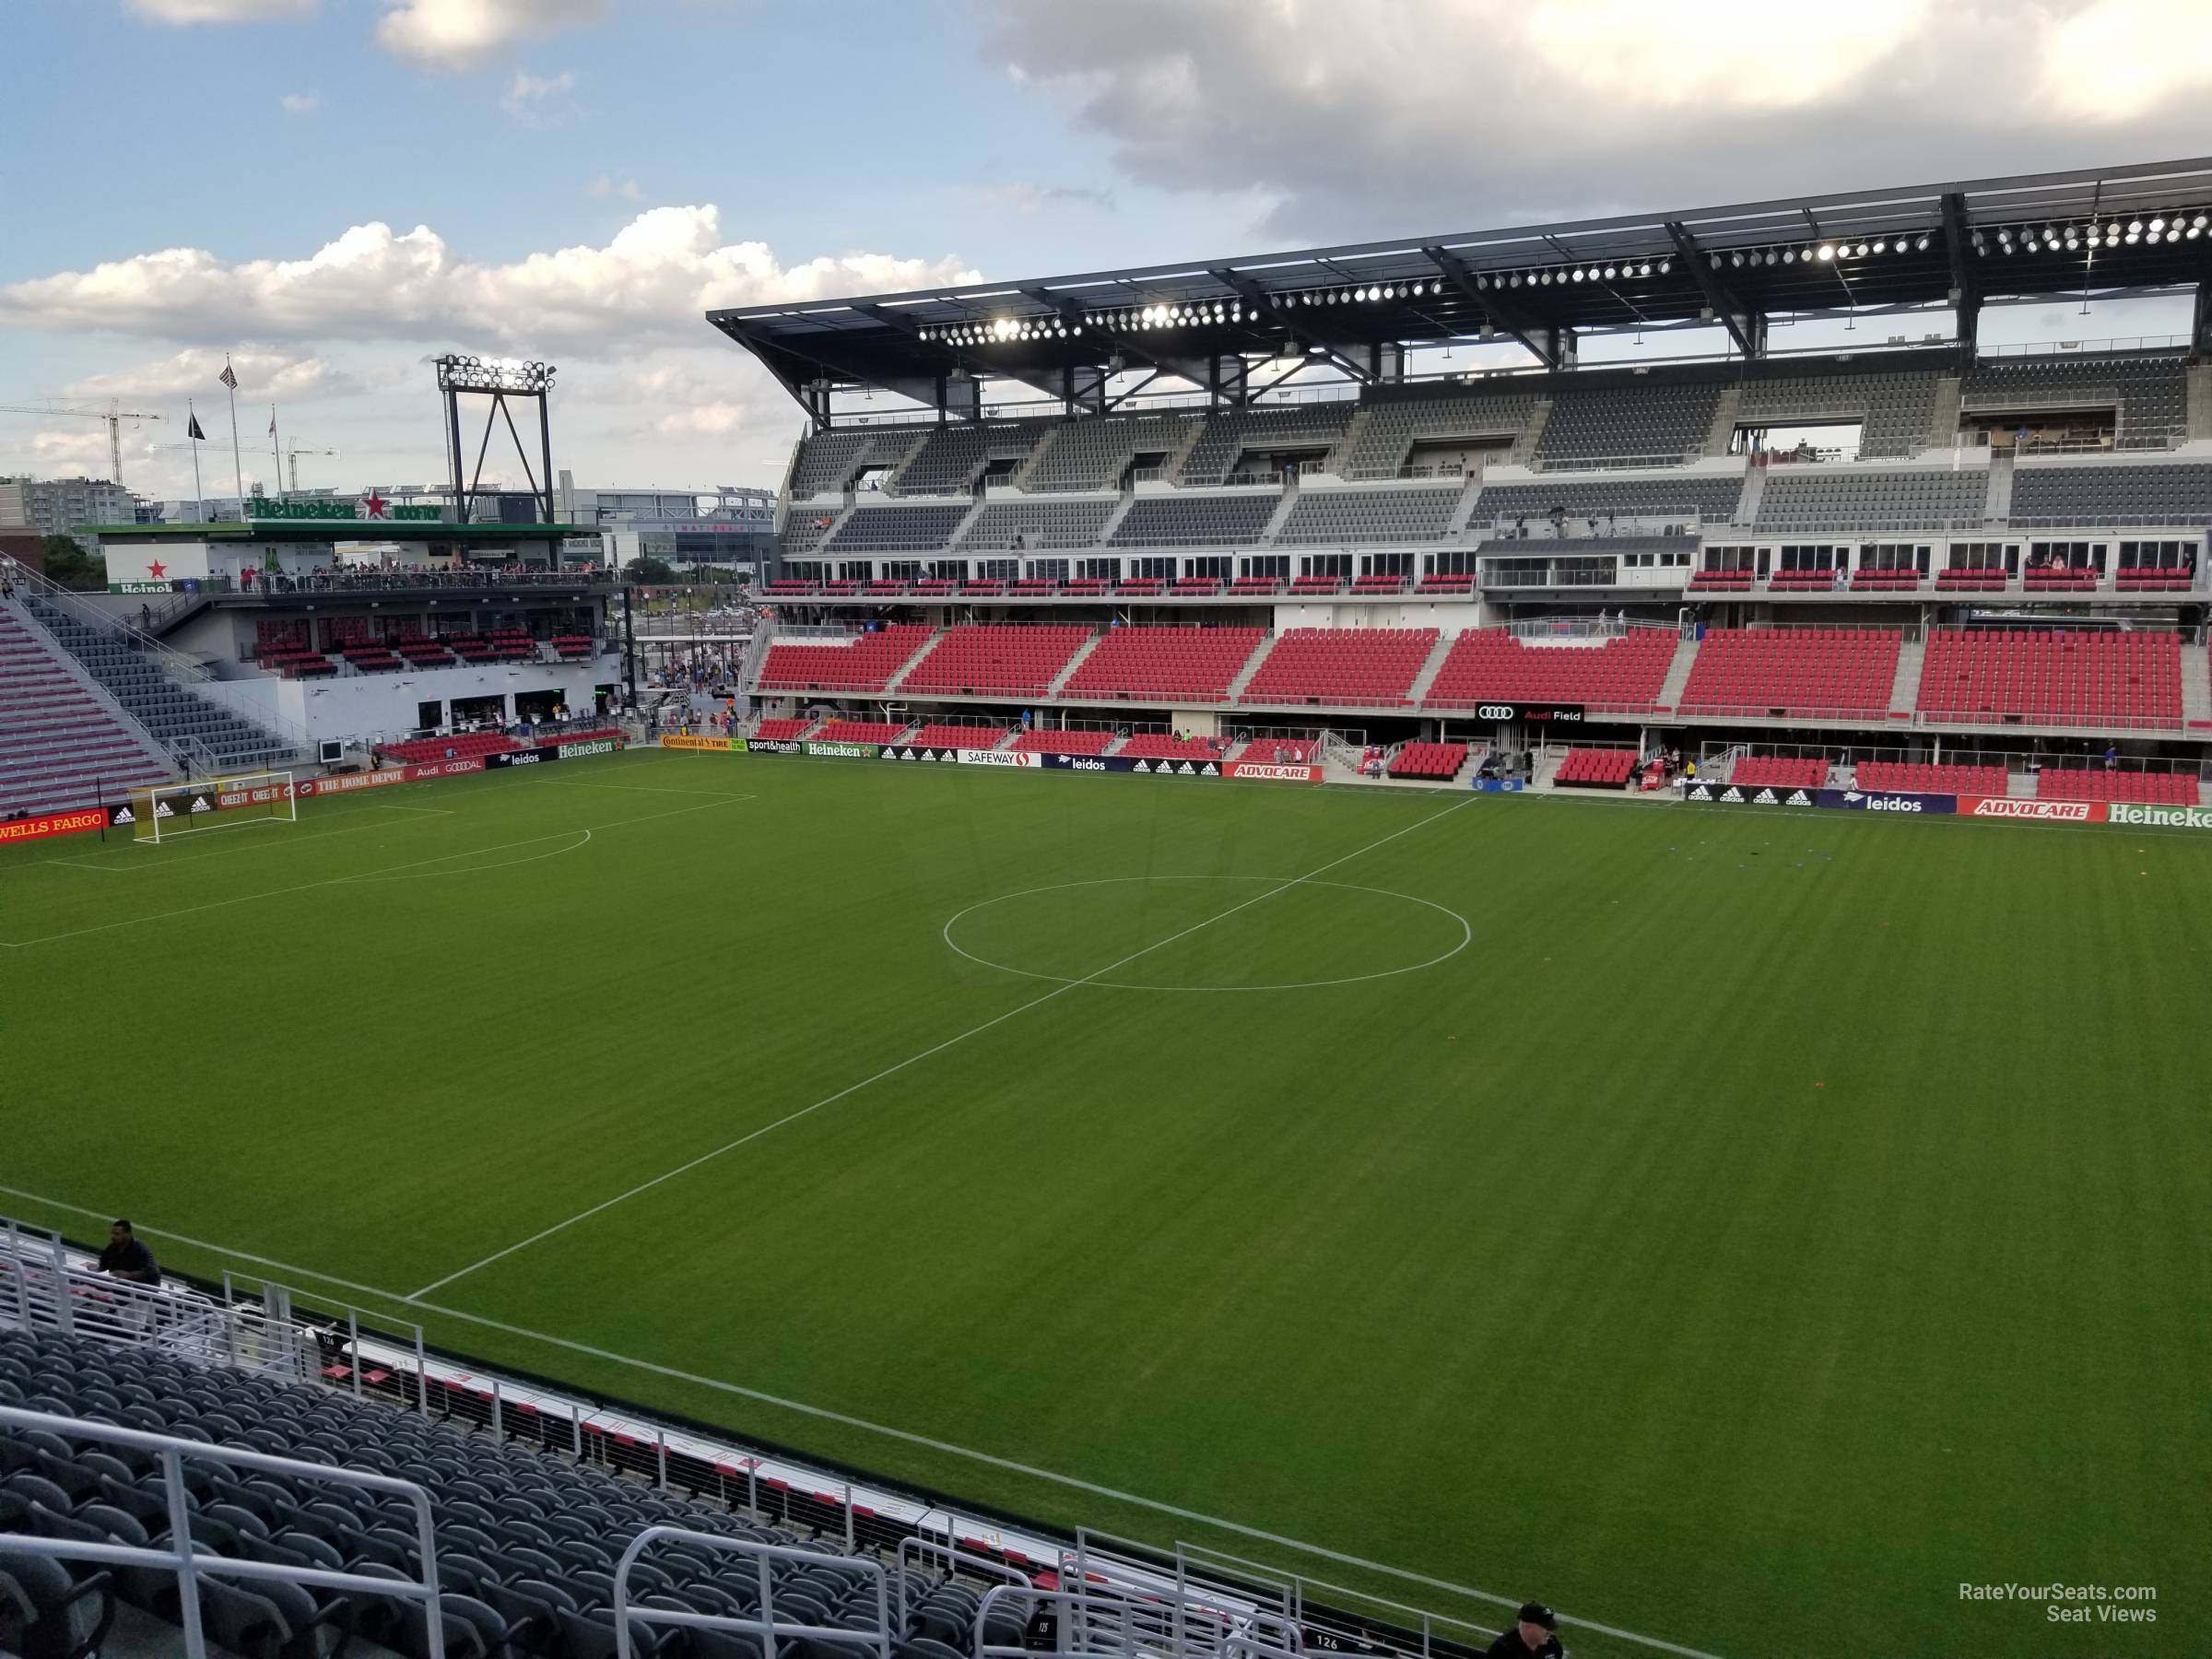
[756,625,930,693]
[1109,494,1278,547]
[1274,487,1461,544]
[1474,475,1743,530]
[820,504,971,552]
[1535,380,1721,465]
[1734,368,1942,460]
[1177,406,1353,486]
[957,500,1116,550]
[1962,350,2188,446]
[1332,386,1537,478]
[1023,414,1201,492]
[1754,467,1989,532]
[2008,462,2212,525]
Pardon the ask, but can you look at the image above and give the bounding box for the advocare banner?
[1683,782,1819,808]
[1225,762,1321,782]
[2107,802,2212,830]
[1954,794,2107,824]
[1815,788,1958,816]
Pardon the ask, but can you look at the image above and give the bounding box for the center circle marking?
[942,875,1473,993]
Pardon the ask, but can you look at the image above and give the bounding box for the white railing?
[1959,389,2121,415]
[613,1528,889,1659]
[1973,335,2189,359]
[6,557,215,686]
[1528,448,1703,473]
[0,1406,447,1659]
[974,1576,1301,1659]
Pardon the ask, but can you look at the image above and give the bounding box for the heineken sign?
[248,490,441,524]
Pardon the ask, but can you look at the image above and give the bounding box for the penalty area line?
[0,1179,1721,1659]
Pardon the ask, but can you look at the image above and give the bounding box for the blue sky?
[3,0,2206,500]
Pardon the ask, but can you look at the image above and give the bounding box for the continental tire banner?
[1956,795,2107,823]
[659,734,737,752]
[804,741,879,759]
[0,806,110,844]
[1683,782,1819,807]
[1816,788,1958,815]
[1226,762,1320,782]
[2108,802,2212,830]
[958,749,1039,768]
[878,746,959,763]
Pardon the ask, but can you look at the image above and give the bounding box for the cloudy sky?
[4,0,2207,503]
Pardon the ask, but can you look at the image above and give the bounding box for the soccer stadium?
[6,152,2212,1659]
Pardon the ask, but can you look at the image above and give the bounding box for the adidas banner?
[1682,782,1819,808]
[1815,788,1958,816]
[877,746,959,763]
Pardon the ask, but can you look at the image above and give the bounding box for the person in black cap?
[1486,1602,1563,1658]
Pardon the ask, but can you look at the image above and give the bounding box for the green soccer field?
[4,748,2206,1656]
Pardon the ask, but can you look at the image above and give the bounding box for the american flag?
[218,362,238,390]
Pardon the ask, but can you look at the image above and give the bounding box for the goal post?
[126,771,298,844]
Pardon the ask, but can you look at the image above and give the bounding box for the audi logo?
[1477,704,1516,720]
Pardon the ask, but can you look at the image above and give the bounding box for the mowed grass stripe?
[5,750,2206,1657]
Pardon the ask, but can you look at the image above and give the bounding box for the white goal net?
[124,771,298,844]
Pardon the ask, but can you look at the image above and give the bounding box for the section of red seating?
[1426,630,1676,711]
[1116,733,1231,761]
[1677,628,1901,718]
[897,626,1091,697]
[1234,737,1315,765]
[1238,628,1439,707]
[751,718,811,741]
[1854,761,2008,795]
[907,724,1013,749]
[1387,740,1466,779]
[1553,747,1637,786]
[757,625,931,692]
[2036,766,2199,805]
[1060,627,1263,702]
[1009,728,1113,755]
[813,720,907,745]
[1917,629,2182,728]
[1726,756,1827,789]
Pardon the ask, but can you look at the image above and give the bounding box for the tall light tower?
[434,355,558,526]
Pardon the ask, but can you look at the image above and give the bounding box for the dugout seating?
[1553,747,1638,787]
[0,1325,1023,1659]
[1916,629,2183,728]
[756,625,931,693]
[1676,628,1902,719]
[2036,766,2200,805]
[1726,756,1829,790]
[1238,628,1439,707]
[1387,741,1466,780]
[1115,734,1230,761]
[749,717,812,742]
[906,724,1012,750]
[813,720,907,745]
[1425,629,1677,711]
[0,612,174,817]
[895,626,1091,698]
[1234,738,1315,765]
[1009,728,1113,755]
[1853,761,2009,796]
[1059,627,1263,702]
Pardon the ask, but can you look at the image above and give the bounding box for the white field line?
[49,803,458,874]
[0,797,735,948]
[0,1178,1722,1659]
[405,795,1477,1300]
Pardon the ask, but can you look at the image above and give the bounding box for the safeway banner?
[1815,788,1958,816]
[1225,761,1320,783]
[0,806,110,844]
[957,749,1039,768]
[1955,795,2107,824]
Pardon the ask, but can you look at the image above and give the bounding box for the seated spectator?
[1487,1602,1563,1658]
[93,1218,160,1287]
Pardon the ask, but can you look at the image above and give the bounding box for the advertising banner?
[482,748,559,770]
[878,746,959,763]
[1955,795,2107,824]
[659,734,735,753]
[958,748,1039,768]
[1041,753,1130,773]
[1130,757,1222,778]
[747,738,803,755]
[1468,778,1526,793]
[0,806,111,845]
[804,741,879,759]
[1226,762,1321,782]
[295,759,486,798]
[1815,788,1959,816]
[1462,702,1586,724]
[2107,802,2212,830]
[1683,782,1819,807]
[557,737,625,760]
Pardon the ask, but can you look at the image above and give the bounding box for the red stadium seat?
[757,626,931,693]
[1677,628,1901,720]
[1060,628,1263,702]
[897,626,1091,698]
[1387,740,1466,780]
[1917,629,2182,729]
[1426,630,1676,712]
[1238,628,1438,708]
[1553,747,1638,787]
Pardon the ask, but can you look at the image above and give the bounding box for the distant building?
[0,476,142,547]
[558,477,774,575]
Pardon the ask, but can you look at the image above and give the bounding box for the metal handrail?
[973,1580,1302,1659]
[894,1537,1033,1630]
[613,1526,889,1659]
[0,1406,444,1659]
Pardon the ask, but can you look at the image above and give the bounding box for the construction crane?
[0,399,166,484]
[153,438,336,494]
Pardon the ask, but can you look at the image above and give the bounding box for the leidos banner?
[0,806,110,845]
[1044,754,1224,778]
[1956,795,2107,824]
[1683,782,1818,808]
[2109,802,2212,830]
[804,741,879,759]
[483,748,558,770]
[1226,761,1320,783]
[958,749,1039,768]
[1816,788,1958,816]
[659,735,737,753]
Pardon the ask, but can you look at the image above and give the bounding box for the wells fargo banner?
[659,734,740,753]
[0,806,111,845]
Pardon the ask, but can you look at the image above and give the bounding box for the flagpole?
[224,354,245,511]
[187,398,206,524]
[269,405,282,499]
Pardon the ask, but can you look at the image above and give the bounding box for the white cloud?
[124,0,313,22]
[66,347,340,405]
[0,207,981,352]
[377,0,604,71]
[500,67,578,126]
[980,0,2212,236]
[981,182,1117,216]
[280,91,320,114]
[586,174,643,201]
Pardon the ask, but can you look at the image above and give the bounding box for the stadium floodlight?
[2195,214,2209,229]
[2128,218,2143,234]
[1730,252,1744,267]
[1817,243,1835,262]
[1658,258,1671,274]
[436,354,555,394]
[2150,217,2166,232]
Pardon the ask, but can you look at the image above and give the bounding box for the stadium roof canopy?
[709,157,2212,421]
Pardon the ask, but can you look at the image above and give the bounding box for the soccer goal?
[124,771,297,844]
